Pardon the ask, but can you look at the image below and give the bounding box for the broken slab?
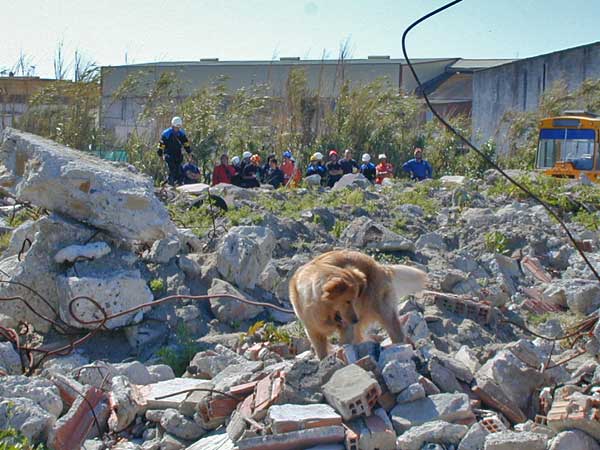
[322,364,382,421]
[345,408,396,450]
[54,242,111,264]
[139,378,213,411]
[0,128,175,242]
[547,394,600,440]
[548,430,600,450]
[483,430,547,450]
[57,269,152,330]
[185,431,236,450]
[0,396,53,443]
[381,360,419,394]
[395,420,469,450]
[0,375,63,419]
[208,278,263,323]
[267,404,342,434]
[390,393,474,434]
[236,425,345,450]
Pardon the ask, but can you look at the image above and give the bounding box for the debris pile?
[0,129,599,449]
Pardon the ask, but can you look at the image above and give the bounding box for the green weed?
[331,219,349,239]
[149,279,165,294]
[157,323,199,376]
[484,231,509,255]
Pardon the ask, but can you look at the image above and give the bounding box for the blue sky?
[1,0,598,78]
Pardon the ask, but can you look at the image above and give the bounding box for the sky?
[1,0,599,78]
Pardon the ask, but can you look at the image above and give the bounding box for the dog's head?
[388,264,428,299]
[321,267,367,327]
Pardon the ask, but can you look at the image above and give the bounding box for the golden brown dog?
[289,250,427,359]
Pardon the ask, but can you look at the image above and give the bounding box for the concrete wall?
[472,42,600,153]
[100,58,457,142]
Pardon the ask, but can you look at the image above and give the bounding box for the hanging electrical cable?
[401,0,600,283]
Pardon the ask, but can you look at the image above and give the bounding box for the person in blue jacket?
[306,152,326,178]
[402,147,433,181]
[157,116,192,185]
[359,153,376,183]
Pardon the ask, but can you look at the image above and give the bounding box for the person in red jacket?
[212,154,237,186]
[375,153,394,184]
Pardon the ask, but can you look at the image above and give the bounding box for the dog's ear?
[349,268,367,297]
[322,277,350,301]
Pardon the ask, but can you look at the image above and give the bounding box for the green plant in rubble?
[573,210,600,231]
[0,404,47,450]
[390,213,408,234]
[0,233,10,254]
[243,320,293,345]
[157,323,199,376]
[331,219,349,239]
[484,231,509,255]
[385,183,440,216]
[225,205,263,226]
[149,279,165,294]
[167,204,214,237]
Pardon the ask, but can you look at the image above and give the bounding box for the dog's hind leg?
[305,328,329,359]
[380,313,405,344]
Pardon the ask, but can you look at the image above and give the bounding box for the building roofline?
[101,57,460,70]
[476,41,600,73]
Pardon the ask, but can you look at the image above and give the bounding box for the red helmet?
[329,150,338,157]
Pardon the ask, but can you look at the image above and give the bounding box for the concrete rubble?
[0,132,599,449]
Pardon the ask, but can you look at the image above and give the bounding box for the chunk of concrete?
[0,396,53,443]
[237,425,345,450]
[268,404,341,433]
[382,360,419,394]
[208,278,263,323]
[396,420,469,450]
[54,242,111,264]
[390,393,474,434]
[139,378,213,411]
[0,375,62,419]
[0,128,175,242]
[58,269,152,330]
[341,216,415,252]
[377,344,414,370]
[345,407,396,450]
[458,422,489,450]
[396,382,426,404]
[216,226,276,289]
[548,430,600,450]
[483,431,547,450]
[322,364,382,421]
[0,341,21,375]
[108,375,143,432]
[185,431,236,450]
[160,408,206,440]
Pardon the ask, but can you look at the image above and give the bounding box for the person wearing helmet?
[241,154,261,188]
[306,152,326,179]
[281,151,301,187]
[325,149,343,187]
[239,151,252,174]
[359,153,376,183]
[157,116,192,186]
[340,148,359,175]
[375,153,394,184]
[402,147,433,181]
[212,154,237,186]
[230,155,242,186]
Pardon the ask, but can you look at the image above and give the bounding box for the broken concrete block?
[483,430,547,450]
[419,375,441,396]
[396,382,426,404]
[428,358,463,394]
[429,348,474,383]
[341,216,415,252]
[208,278,263,323]
[54,241,111,264]
[548,430,600,450]
[185,431,236,450]
[236,425,345,450]
[395,420,469,450]
[139,378,213,411]
[322,364,381,421]
[0,396,53,444]
[399,310,430,342]
[390,393,474,434]
[0,341,21,375]
[345,407,396,450]
[48,387,110,450]
[112,361,154,385]
[147,364,175,383]
[381,360,419,394]
[108,375,143,432]
[267,404,341,434]
[147,238,181,264]
[472,377,527,425]
[58,269,152,330]
[454,345,481,374]
[0,128,175,242]
[377,344,414,369]
[160,408,206,440]
[0,375,63,419]
[216,226,275,290]
[458,422,489,450]
[193,389,240,429]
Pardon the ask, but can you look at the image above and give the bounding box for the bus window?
[538,128,595,170]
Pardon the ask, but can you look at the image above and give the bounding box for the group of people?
[158,116,433,188]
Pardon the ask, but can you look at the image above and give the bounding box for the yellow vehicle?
[536,111,600,181]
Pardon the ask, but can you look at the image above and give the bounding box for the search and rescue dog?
[289,250,428,359]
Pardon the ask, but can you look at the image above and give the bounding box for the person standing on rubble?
[402,147,433,181]
[157,116,192,186]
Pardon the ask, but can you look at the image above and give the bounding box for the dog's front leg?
[306,328,329,359]
[380,313,405,344]
[339,325,356,345]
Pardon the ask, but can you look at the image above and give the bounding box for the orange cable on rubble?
[401,0,600,283]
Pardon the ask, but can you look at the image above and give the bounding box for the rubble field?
[1,128,600,450]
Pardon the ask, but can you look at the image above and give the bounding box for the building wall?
[0,77,54,130]
[100,58,457,142]
[472,42,600,153]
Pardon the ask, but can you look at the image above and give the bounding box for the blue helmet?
[283,150,292,159]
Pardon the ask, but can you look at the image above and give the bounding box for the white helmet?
[242,151,252,159]
[314,152,324,161]
[231,156,240,165]
[171,116,183,127]
[362,153,371,162]
[378,153,387,160]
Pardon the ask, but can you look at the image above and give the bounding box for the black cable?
[401,0,600,283]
